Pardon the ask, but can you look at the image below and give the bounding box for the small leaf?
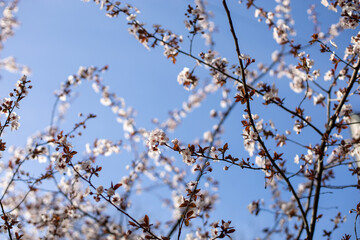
[144,215,149,225]
[129,221,137,227]
[185,219,189,226]
[186,210,194,218]
[179,202,188,208]
[189,202,197,208]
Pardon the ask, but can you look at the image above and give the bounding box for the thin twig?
[167,100,238,239]
[69,162,162,240]
[0,200,12,240]
[355,214,359,240]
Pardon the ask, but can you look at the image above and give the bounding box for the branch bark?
[309,59,360,239]
[222,0,310,236]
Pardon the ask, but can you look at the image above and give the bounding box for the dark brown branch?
[222,0,310,236]
[309,59,360,239]
[321,184,359,189]
[355,214,359,240]
[0,200,12,240]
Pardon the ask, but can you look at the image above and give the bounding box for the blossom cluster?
[146,129,168,157]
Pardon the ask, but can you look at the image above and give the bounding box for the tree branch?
[309,59,360,239]
[222,0,310,236]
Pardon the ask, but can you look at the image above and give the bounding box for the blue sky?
[1,0,359,239]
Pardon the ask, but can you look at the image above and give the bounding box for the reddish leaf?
[129,221,137,227]
[144,215,149,226]
[186,210,194,218]
[185,219,189,226]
